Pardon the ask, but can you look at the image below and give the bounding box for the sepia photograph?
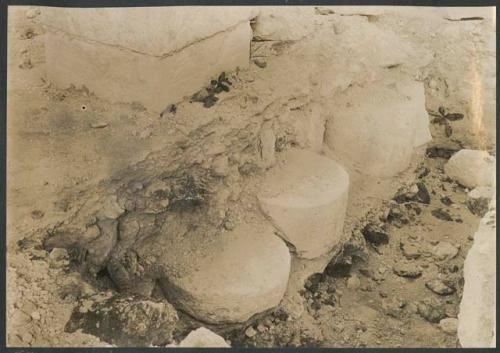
[4,3,497,348]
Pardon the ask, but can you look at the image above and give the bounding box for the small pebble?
[439,318,458,335]
[21,332,33,344]
[253,58,267,68]
[245,326,257,338]
[31,311,41,321]
[347,274,361,290]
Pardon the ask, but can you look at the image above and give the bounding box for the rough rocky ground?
[6,6,495,348]
[225,121,485,348]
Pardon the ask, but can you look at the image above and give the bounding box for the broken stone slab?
[458,197,496,347]
[324,78,429,177]
[66,295,178,347]
[444,149,495,189]
[158,221,291,324]
[258,148,349,259]
[178,327,230,348]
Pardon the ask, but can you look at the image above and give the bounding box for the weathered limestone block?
[325,79,430,177]
[178,327,230,348]
[42,8,254,112]
[444,149,495,188]
[159,222,291,324]
[258,149,349,259]
[458,197,496,347]
[41,7,257,56]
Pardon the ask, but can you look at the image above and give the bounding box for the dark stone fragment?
[218,83,230,92]
[425,279,456,295]
[416,182,431,204]
[310,300,322,311]
[203,95,218,108]
[440,196,453,206]
[416,166,430,178]
[218,72,226,83]
[361,224,389,245]
[304,272,325,292]
[431,208,453,222]
[445,124,453,137]
[467,197,490,217]
[272,307,289,322]
[325,256,352,278]
[417,300,446,323]
[320,294,336,307]
[426,146,459,159]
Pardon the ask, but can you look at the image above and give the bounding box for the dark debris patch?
[426,146,459,159]
[168,174,209,211]
[66,295,179,347]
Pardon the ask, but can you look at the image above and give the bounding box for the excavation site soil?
[6,6,496,348]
